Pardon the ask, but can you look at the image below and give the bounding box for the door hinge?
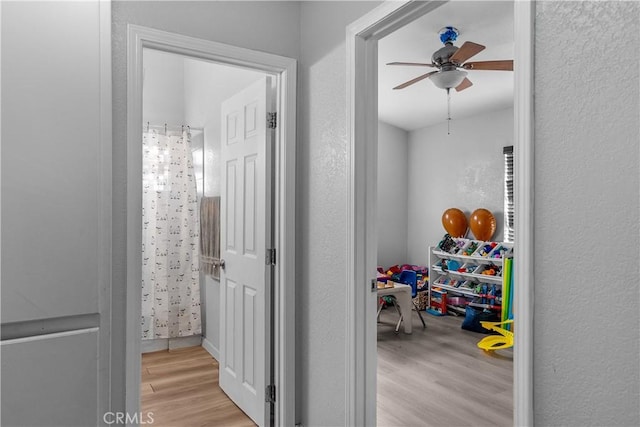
[266,248,276,266]
[265,384,276,403]
[267,112,277,129]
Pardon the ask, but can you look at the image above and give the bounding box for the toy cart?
[426,288,447,316]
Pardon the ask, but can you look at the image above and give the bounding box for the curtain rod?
[144,122,204,133]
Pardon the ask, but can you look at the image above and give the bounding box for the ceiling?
[378,1,514,132]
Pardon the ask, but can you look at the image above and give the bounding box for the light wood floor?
[142,314,511,427]
[141,346,255,427]
[377,309,513,427]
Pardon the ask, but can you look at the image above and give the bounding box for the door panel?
[243,286,257,389]
[226,161,238,252]
[225,280,237,375]
[244,154,258,255]
[1,330,99,426]
[219,76,272,426]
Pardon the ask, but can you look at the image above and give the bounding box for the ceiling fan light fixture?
[430,69,468,89]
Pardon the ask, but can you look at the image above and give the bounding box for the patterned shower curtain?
[141,130,201,339]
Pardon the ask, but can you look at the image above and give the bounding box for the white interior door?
[219,76,273,426]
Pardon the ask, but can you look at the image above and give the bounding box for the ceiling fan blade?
[449,41,486,64]
[463,60,513,71]
[455,77,473,92]
[393,71,438,90]
[387,62,436,67]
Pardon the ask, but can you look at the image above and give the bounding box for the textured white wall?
[407,108,512,264]
[111,0,301,412]
[377,121,409,269]
[534,1,640,426]
[298,1,381,424]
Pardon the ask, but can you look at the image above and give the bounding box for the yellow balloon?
[442,208,468,238]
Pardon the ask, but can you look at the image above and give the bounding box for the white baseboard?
[168,335,202,350]
[141,335,202,354]
[141,338,168,354]
[201,337,219,362]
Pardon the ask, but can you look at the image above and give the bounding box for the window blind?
[504,146,514,243]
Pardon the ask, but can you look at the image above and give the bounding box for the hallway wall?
[533,1,639,424]
[298,2,382,424]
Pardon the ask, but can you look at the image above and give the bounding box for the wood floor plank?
[377,309,512,426]
[141,346,255,427]
[143,347,213,367]
[141,379,217,403]
[146,365,217,391]
[146,357,215,376]
[141,383,155,397]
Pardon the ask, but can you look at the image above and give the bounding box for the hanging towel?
[200,196,220,279]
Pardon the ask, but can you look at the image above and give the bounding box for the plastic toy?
[480,284,488,304]
[427,289,447,316]
[469,208,496,241]
[490,284,498,300]
[458,281,474,290]
[446,260,461,271]
[502,258,514,329]
[478,242,497,257]
[477,320,514,351]
[459,265,477,274]
[463,241,479,256]
[441,208,468,238]
[437,234,458,254]
[481,264,501,276]
[491,245,504,258]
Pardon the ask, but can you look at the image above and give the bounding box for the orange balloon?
[469,209,496,241]
[442,208,468,238]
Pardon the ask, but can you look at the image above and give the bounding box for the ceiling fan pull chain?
[447,88,452,135]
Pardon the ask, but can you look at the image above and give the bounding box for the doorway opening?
[126,26,297,427]
[140,48,268,426]
[346,1,534,425]
[375,1,514,425]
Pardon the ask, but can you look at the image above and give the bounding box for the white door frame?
[346,1,534,426]
[126,25,297,426]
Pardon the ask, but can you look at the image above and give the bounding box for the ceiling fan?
[388,26,513,93]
